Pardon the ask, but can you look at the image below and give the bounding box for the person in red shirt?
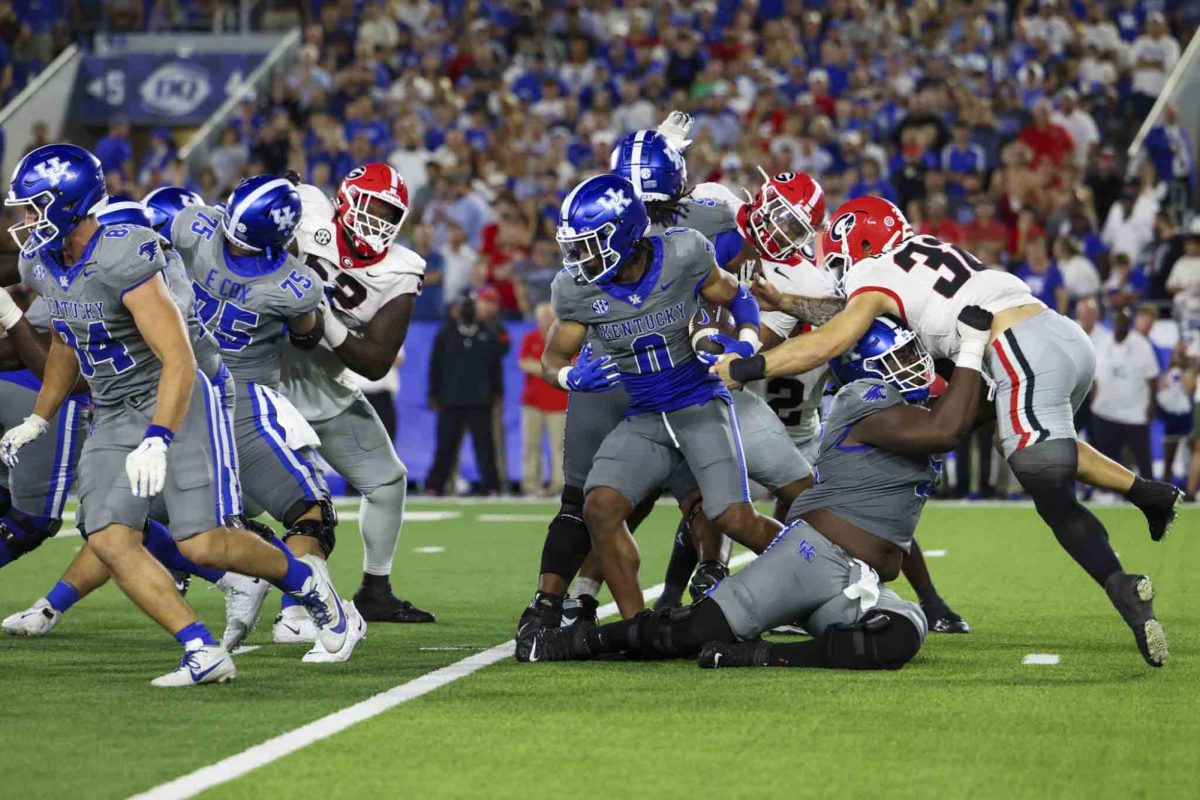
[518,303,569,496]
[917,194,962,243]
[961,197,1011,266]
[1019,100,1075,170]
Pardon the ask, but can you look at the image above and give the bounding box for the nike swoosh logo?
[660,277,678,292]
[528,638,539,662]
[82,269,96,277]
[773,267,789,280]
[329,596,347,634]
[713,652,721,666]
[282,623,301,635]
[190,658,226,682]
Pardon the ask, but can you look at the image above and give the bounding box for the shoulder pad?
[297,184,336,229]
[690,182,743,211]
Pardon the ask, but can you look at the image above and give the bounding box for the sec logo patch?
[315,229,332,246]
[592,298,610,315]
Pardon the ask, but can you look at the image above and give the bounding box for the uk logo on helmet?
[597,188,632,214]
[270,206,297,234]
[33,158,72,187]
[829,212,856,241]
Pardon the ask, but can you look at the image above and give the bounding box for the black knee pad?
[817,610,922,670]
[559,484,585,513]
[281,501,338,557]
[1008,439,1077,492]
[236,516,277,542]
[633,600,733,658]
[539,504,591,582]
[0,509,60,560]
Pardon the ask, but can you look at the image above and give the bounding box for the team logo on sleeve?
[829,212,856,242]
[314,228,331,246]
[138,241,159,262]
[862,384,887,402]
[592,298,610,315]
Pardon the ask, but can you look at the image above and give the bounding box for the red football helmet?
[743,170,825,263]
[335,163,409,258]
[820,195,912,279]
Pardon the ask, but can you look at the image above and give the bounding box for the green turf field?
[0,500,1196,799]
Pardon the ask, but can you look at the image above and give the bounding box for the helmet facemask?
[343,188,408,256]
[748,184,815,261]
[863,330,935,401]
[557,222,621,284]
[6,189,105,257]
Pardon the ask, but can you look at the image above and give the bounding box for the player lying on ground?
[528,310,988,667]
[2,145,350,685]
[715,196,1176,666]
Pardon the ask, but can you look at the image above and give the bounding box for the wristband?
[144,424,175,446]
[0,293,23,330]
[955,337,987,372]
[729,354,766,384]
[737,328,762,354]
[322,311,349,348]
[557,365,573,390]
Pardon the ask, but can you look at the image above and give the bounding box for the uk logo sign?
[139,63,212,117]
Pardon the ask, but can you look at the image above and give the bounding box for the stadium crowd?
[3,0,1199,497]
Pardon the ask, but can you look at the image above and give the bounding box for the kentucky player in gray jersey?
[541,173,782,620]
[1,145,349,686]
[530,310,991,668]
[170,177,368,662]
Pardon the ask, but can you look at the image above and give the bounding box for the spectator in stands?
[1087,146,1124,224]
[517,303,567,498]
[1073,297,1105,439]
[1015,236,1067,314]
[1156,342,1195,487]
[1019,99,1074,171]
[1167,226,1200,323]
[962,197,1010,266]
[1054,236,1100,310]
[94,117,133,182]
[1091,307,1162,480]
[1105,252,1148,311]
[1052,89,1099,170]
[918,194,961,244]
[1144,104,1195,211]
[211,126,249,195]
[514,238,561,318]
[425,291,503,496]
[941,121,986,191]
[387,117,431,202]
[1147,210,1185,301]
[1101,184,1155,262]
[1129,12,1181,121]
[846,157,898,206]
[439,222,479,313]
[136,127,176,188]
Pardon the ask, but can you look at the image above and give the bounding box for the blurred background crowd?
[2,0,1199,497]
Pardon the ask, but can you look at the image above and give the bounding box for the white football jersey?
[843,234,1039,361]
[749,257,836,447]
[279,183,426,421]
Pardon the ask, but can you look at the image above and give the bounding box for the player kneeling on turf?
[528,308,990,669]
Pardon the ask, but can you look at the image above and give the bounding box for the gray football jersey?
[19,224,187,407]
[787,379,942,552]
[173,205,322,388]
[651,196,738,240]
[552,227,727,415]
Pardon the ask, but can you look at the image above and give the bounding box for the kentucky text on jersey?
[44,298,105,320]
[595,301,687,341]
[200,269,252,303]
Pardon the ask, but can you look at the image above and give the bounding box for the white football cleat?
[303,602,367,663]
[293,555,348,654]
[272,605,317,644]
[151,641,236,687]
[2,598,62,637]
[218,572,271,651]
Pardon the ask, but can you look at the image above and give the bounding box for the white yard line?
[475,513,554,523]
[924,549,947,558]
[412,546,446,554]
[129,551,756,800]
[1022,653,1061,665]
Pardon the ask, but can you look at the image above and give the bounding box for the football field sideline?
[129,550,757,800]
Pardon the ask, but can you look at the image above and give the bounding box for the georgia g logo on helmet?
[829,211,856,242]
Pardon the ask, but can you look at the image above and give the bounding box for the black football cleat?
[353,583,435,623]
[922,601,972,634]
[1136,482,1183,542]
[1105,573,1168,667]
[689,560,730,603]
[528,623,593,662]
[515,593,563,662]
[698,640,769,669]
[561,594,598,627]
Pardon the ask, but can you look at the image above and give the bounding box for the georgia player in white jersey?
[716,195,1182,664]
[735,179,972,633]
[279,163,435,646]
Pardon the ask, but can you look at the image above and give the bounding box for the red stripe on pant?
[992,339,1030,450]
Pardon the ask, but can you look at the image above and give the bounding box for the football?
[689,302,737,355]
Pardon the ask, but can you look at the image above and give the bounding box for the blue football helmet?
[556,174,649,284]
[143,186,204,235]
[609,130,687,202]
[5,143,107,257]
[98,195,153,228]
[222,175,301,255]
[829,316,935,402]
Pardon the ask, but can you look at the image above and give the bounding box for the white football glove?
[320,299,349,348]
[0,414,49,467]
[126,435,170,498]
[0,288,23,331]
[955,306,994,372]
[656,110,694,152]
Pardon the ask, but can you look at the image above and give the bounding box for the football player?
[282,163,434,627]
[715,196,1179,666]
[529,311,989,667]
[542,173,783,620]
[738,173,971,633]
[2,145,349,685]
